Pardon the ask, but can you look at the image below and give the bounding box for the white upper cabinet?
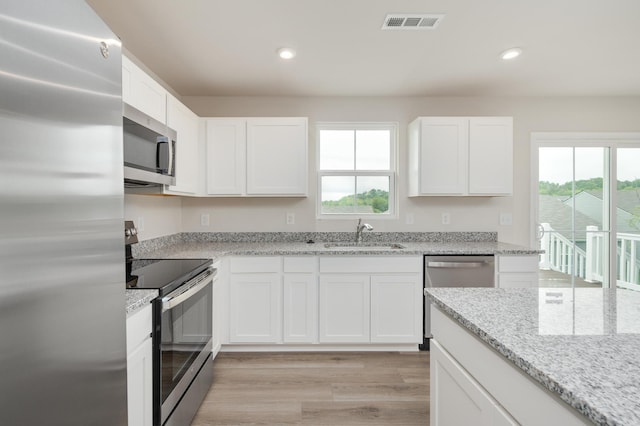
[165,94,199,194]
[468,118,513,195]
[205,119,247,195]
[205,117,308,196]
[121,55,167,124]
[408,117,513,196]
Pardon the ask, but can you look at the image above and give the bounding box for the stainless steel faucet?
[355,218,373,244]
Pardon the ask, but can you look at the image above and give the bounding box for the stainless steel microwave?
[123,103,176,187]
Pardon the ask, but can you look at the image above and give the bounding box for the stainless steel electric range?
[125,221,215,426]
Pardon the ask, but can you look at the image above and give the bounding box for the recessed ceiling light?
[277,48,296,60]
[500,47,522,60]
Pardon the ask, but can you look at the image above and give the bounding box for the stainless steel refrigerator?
[0,1,127,424]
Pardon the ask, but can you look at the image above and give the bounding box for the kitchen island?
[426,287,640,426]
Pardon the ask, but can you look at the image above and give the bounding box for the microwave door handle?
[156,136,169,173]
[167,138,174,176]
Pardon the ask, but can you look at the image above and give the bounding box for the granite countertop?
[126,289,157,316]
[130,231,540,259]
[134,240,539,259]
[426,287,640,426]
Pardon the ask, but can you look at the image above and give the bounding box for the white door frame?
[531,132,640,287]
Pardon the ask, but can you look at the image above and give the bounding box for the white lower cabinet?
[370,275,423,343]
[431,306,592,426]
[319,274,370,343]
[431,340,517,426]
[229,273,280,343]
[126,304,153,426]
[319,256,423,345]
[225,255,422,348]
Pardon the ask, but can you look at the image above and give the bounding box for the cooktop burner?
[126,258,212,296]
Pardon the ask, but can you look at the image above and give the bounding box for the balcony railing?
[539,223,640,289]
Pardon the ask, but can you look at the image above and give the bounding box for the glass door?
[616,148,640,290]
[537,146,610,288]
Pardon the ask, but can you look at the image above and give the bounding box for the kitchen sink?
[323,242,405,250]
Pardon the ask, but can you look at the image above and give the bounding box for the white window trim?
[316,122,398,220]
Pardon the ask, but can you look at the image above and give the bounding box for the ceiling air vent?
[382,14,444,30]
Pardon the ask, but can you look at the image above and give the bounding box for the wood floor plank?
[301,401,428,425]
[331,383,429,401]
[191,351,430,425]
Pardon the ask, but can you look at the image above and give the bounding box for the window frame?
[316,122,398,220]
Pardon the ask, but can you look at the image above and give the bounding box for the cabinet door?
[246,118,308,195]
[468,117,513,195]
[127,337,153,426]
[431,340,494,426]
[370,275,422,343]
[319,275,369,343]
[417,117,468,195]
[229,273,280,343]
[206,119,246,195]
[166,95,199,194]
[283,274,317,343]
[122,55,167,124]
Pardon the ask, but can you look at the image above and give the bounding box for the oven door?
[155,268,215,426]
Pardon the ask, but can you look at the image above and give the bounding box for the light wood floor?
[191,351,430,425]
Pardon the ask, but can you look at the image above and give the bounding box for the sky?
[539,147,640,184]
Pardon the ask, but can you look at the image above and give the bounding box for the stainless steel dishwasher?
[421,255,495,350]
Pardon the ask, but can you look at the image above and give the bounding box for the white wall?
[125,95,640,247]
[124,194,182,241]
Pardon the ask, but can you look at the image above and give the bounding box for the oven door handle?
[426,261,487,268]
[161,268,216,312]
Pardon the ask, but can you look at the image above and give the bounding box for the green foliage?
[539,178,640,196]
[322,188,389,213]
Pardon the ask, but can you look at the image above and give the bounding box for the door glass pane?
[616,148,640,290]
[319,130,354,170]
[538,147,608,288]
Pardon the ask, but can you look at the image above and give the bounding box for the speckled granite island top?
[426,287,640,426]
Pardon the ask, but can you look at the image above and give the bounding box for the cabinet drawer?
[230,256,280,273]
[283,256,317,273]
[126,304,152,354]
[498,255,539,273]
[320,256,422,273]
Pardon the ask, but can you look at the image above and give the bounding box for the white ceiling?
[87,0,640,97]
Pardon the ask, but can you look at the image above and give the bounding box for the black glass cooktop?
[126,258,212,296]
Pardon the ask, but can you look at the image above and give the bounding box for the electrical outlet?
[200,213,210,227]
[286,212,295,225]
[500,213,513,226]
[406,213,414,225]
[137,216,145,232]
[441,213,451,225]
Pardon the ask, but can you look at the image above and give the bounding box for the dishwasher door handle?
[426,261,488,268]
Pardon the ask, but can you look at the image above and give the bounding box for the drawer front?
[320,256,422,273]
[283,256,317,273]
[230,256,281,273]
[498,255,539,273]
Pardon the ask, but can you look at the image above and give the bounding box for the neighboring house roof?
[538,195,599,240]
[585,189,640,215]
[539,190,640,239]
[571,191,639,233]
